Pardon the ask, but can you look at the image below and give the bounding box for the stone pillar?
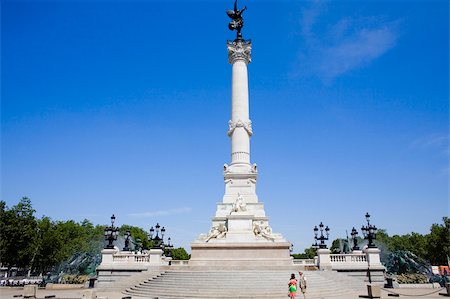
[23,285,37,298]
[365,247,382,268]
[82,290,96,299]
[100,248,116,264]
[317,248,332,270]
[227,39,252,169]
[149,248,164,265]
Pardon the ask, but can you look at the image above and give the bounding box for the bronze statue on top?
[226,0,247,39]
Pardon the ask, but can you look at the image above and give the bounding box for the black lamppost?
[104,214,118,249]
[165,237,174,257]
[361,212,378,248]
[123,230,131,251]
[313,222,330,249]
[351,227,360,251]
[149,223,165,249]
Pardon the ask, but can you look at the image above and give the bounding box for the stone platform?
[189,241,293,268]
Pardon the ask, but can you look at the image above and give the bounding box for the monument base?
[189,241,293,268]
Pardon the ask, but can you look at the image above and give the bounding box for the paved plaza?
[0,285,447,299]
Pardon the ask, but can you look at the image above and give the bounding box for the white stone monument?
[190,31,292,268]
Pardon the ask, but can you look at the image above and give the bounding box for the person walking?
[288,273,298,298]
[298,271,307,299]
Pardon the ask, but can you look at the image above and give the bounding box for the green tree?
[425,217,450,265]
[0,198,37,274]
[292,247,317,259]
[31,216,61,274]
[0,201,7,267]
[171,247,190,260]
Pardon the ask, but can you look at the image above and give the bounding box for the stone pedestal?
[100,248,117,264]
[149,248,164,265]
[82,290,96,299]
[23,285,37,298]
[190,210,292,268]
[365,247,382,268]
[190,242,293,268]
[317,248,332,270]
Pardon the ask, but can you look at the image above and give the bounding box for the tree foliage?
[0,197,37,271]
[329,217,450,267]
[292,247,317,259]
[425,217,450,265]
[171,247,190,260]
[0,198,104,275]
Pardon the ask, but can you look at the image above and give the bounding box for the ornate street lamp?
[165,237,174,257]
[149,223,165,249]
[350,227,360,251]
[361,212,378,248]
[123,230,131,251]
[313,222,330,249]
[104,214,119,249]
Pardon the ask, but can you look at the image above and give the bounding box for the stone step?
[122,269,368,299]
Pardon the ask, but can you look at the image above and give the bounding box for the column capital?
[227,39,252,64]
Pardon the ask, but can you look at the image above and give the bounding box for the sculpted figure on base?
[230,193,247,214]
[205,223,228,242]
[253,221,275,241]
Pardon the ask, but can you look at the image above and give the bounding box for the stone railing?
[112,252,150,263]
[330,253,367,263]
[293,258,317,266]
[328,253,368,270]
[170,260,189,266]
[110,251,187,266]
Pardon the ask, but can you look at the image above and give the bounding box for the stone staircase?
[96,270,165,292]
[121,270,368,299]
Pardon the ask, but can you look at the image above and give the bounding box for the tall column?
[227,39,252,170]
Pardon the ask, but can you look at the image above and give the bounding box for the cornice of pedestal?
[227,39,252,64]
[223,170,258,181]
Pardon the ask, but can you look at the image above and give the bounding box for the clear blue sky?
[2,0,448,252]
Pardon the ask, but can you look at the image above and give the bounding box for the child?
[288,273,298,298]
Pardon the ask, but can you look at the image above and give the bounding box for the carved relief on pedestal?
[253,221,275,241]
[227,119,253,136]
[227,39,252,64]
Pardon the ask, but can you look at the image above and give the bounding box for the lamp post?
[313,222,330,249]
[361,212,378,248]
[166,237,174,257]
[104,214,118,249]
[123,230,131,251]
[149,223,166,249]
[351,227,360,251]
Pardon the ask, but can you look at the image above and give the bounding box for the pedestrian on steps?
[288,273,298,298]
[298,271,307,299]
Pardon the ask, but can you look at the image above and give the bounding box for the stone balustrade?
[329,253,368,270]
[293,258,316,266]
[170,260,189,266]
[112,252,150,263]
[330,253,367,263]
